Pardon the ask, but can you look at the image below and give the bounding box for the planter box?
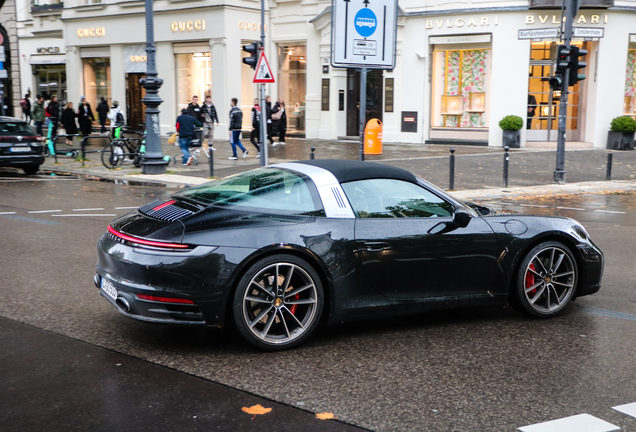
[607,131,635,150]
[502,129,520,148]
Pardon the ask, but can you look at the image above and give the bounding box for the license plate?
[101,278,118,301]
[10,147,31,152]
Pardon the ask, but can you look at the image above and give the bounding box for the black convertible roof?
[295,159,418,184]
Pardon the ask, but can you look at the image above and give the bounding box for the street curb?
[42,166,636,200]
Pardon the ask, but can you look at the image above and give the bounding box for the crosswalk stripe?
[518,413,620,432]
[613,402,636,419]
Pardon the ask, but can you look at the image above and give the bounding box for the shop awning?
[30,55,66,65]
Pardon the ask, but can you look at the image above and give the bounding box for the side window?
[341,179,453,218]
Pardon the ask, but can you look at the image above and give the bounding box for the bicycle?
[101,126,145,169]
[171,128,208,166]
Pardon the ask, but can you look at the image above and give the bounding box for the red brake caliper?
[289,294,300,315]
[526,263,537,297]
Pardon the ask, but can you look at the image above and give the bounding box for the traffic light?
[549,45,572,91]
[242,42,260,70]
[568,46,587,86]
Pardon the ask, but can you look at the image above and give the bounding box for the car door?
[341,179,498,300]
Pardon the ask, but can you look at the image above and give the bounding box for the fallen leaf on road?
[242,404,272,419]
[316,412,337,420]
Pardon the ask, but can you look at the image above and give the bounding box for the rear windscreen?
[0,122,35,135]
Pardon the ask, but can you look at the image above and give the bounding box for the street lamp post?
[140,0,168,175]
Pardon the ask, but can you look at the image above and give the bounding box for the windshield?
[0,122,35,136]
[175,168,325,216]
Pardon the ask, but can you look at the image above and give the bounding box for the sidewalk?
[41,136,636,199]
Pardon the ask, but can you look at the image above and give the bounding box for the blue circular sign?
[354,8,377,38]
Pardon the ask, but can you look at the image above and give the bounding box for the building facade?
[11,0,636,147]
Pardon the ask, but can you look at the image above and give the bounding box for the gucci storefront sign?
[171,20,206,31]
[77,27,106,38]
[124,45,147,73]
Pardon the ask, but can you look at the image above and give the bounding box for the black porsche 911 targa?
[95,160,604,350]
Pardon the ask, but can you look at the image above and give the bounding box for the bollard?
[606,152,613,181]
[449,148,455,191]
[310,146,315,160]
[81,137,86,167]
[208,144,214,178]
[503,146,510,188]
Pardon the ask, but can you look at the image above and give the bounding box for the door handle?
[359,241,391,252]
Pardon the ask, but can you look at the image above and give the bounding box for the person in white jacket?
[107,101,125,136]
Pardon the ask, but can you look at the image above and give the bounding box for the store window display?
[175,52,211,114]
[625,46,636,119]
[82,58,110,110]
[277,45,306,134]
[432,47,490,128]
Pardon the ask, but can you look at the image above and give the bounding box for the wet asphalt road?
[1,172,636,431]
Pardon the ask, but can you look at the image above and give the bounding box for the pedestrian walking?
[46,95,61,138]
[176,108,202,166]
[77,97,95,137]
[265,95,274,145]
[201,95,219,152]
[186,95,204,124]
[250,98,261,157]
[96,97,110,133]
[61,102,78,144]
[107,101,125,136]
[228,97,248,160]
[20,94,31,124]
[271,97,287,147]
[32,95,45,136]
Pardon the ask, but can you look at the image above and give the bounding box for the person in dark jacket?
[201,95,219,152]
[176,108,202,165]
[265,95,274,145]
[61,102,78,144]
[228,97,247,160]
[96,97,110,133]
[46,95,61,138]
[271,97,287,147]
[186,95,204,124]
[77,97,95,137]
[32,95,45,136]
[20,94,31,124]
[250,98,261,156]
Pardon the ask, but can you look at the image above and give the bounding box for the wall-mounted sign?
[36,47,61,54]
[426,16,499,29]
[171,20,205,32]
[124,45,147,73]
[238,22,267,31]
[573,27,604,38]
[77,27,105,38]
[518,28,559,40]
[429,34,492,44]
[525,14,608,25]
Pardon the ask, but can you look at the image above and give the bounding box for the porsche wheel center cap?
[274,298,283,307]
[544,276,551,283]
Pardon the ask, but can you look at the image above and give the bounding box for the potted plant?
[499,115,523,148]
[607,116,636,150]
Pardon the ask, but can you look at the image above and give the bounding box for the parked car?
[95,160,604,350]
[0,116,45,175]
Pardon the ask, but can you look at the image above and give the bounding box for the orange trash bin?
[364,119,383,155]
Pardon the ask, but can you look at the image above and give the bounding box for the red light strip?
[136,294,194,304]
[107,225,189,249]
[152,200,176,211]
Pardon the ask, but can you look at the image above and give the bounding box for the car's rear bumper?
[0,154,44,166]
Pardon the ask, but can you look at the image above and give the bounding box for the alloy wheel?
[523,246,576,314]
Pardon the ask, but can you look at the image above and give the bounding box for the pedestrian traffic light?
[568,46,587,86]
[242,42,260,70]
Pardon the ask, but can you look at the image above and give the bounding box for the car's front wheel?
[512,241,578,317]
[233,255,324,351]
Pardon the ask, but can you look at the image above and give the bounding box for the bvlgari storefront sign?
[124,45,147,74]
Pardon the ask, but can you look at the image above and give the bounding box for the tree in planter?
[607,116,636,150]
[499,115,523,148]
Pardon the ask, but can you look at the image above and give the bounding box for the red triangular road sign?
[253,51,275,84]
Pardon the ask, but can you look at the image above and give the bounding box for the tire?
[22,165,40,175]
[232,254,324,351]
[512,241,578,318]
[133,156,142,168]
[101,142,125,169]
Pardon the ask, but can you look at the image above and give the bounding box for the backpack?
[20,99,28,109]
[116,111,125,124]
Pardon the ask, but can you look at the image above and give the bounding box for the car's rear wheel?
[23,165,40,175]
[513,241,577,318]
[233,255,323,351]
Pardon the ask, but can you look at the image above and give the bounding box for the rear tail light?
[136,294,195,304]
[107,225,190,249]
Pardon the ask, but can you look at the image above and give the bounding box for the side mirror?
[452,208,471,228]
